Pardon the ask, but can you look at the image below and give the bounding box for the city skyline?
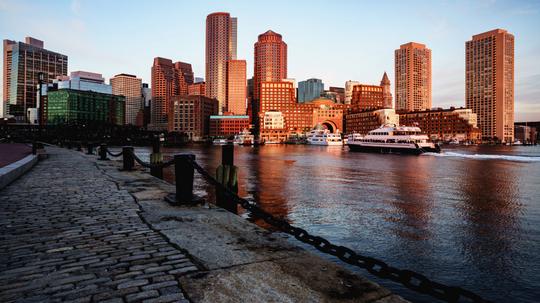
[1,0,539,121]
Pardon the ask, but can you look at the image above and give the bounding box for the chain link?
[187,158,491,303]
[126,149,175,169]
[106,149,124,157]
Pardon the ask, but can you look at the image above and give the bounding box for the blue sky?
[1,0,539,121]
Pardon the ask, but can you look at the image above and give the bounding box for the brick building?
[188,82,206,96]
[395,42,432,112]
[168,95,219,141]
[209,115,250,137]
[399,107,481,142]
[345,108,400,135]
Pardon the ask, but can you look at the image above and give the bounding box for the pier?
[0,146,407,303]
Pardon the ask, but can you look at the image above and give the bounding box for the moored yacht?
[306,129,343,146]
[347,124,440,155]
[233,129,254,146]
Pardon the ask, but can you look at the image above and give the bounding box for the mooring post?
[216,144,238,214]
[76,142,82,151]
[122,146,134,171]
[174,154,195,204]
[87,143,94,155]
[150,135,163,179]
[99,143,108,160]
[67,141,72,149]
[32,141,37,155]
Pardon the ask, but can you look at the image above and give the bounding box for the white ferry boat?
[233,129,254,146]
[212,138,228,145]
[347,124,440,155]
[306,129,343,146]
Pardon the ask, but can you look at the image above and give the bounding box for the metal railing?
[81,142,490,303]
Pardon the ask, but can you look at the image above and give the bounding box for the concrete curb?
[0,154,38,190]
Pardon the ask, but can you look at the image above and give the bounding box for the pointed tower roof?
[380,72,390,85]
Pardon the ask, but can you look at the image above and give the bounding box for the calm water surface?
[132,144,540,302]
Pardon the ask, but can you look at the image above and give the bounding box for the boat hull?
[347,143,440,155]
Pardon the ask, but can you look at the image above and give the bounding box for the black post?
[150,135,163,179]
[87,143,94,155]
[122,146,134,171]
[216,144,238,214]
[174,154,195,204]
[76,142,82,151]
[32,141,37,155]
[67,141,72,149]
[99,143,108,160]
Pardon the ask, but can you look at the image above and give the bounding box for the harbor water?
[133,144,540,302]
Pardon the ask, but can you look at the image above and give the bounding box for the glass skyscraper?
[298,78,324,103]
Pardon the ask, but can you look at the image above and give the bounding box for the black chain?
[106,150,124,157]
[187,158,491,303]
[126,149,175,169]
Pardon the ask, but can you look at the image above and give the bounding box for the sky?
[1,0,539,121]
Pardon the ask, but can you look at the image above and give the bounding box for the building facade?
[253,30,287,101]
[298,78,324,103]
[188,82,206,96]
[345,108,399,135]
[514,125,537,144]
[351,85,384,112]
[399,108,482,142]
[329,87,345,104]
[169,95,219,141]
[150,57,189,130]
[466,29,515,143]
[345,80,360,104]
[226,60,247,115]
[3,37,68,120]
[110,73,143,125]
[206,12,237,112]
[395,42,432,112]
[209,115,250,137]
[47,89,125,126]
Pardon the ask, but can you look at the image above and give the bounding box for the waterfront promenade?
[0,146,405,303]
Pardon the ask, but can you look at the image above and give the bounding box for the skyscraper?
[253,30,288,101]
[226,60,247,115]
[3,37,68,120]
[205,12,237,113]
[345,80,360,104]
[298,78,324,103]
[381,72,392,109]
[395,42,432,112]
[150,57,188,130]
[466,29,514,143]
[110,74,143,125]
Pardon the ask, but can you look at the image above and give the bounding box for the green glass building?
[46,89,125,125]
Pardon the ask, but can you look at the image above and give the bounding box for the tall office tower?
[298,78,324,103]
[394,42,432,112]
[3,37,68,120]
[206,12,237,112]
[110,73,143,125]
[151,57,186,129]
[226,60,247,115]
[466,29,514,143]
[380,72,392,108]
[175,61,194,86]
[345,80,360,104]
[253,30,287,101]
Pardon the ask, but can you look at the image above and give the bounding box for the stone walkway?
[0,147,196,303]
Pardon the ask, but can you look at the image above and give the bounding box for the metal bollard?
[99,143,108,160]
[122,146,134,171]
[32,141,37,155]
[216,144,238,214]
[87,143,94,155]
[150,136,163,179]
[174,154,195,204]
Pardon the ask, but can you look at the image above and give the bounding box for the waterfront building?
[55,71,112,94]
[298,78,324,103]
[253,30,287,102]
[209,115,250,137]
[206,12,237,112]
[514,125,537,144]
[345,80,360,104]
[47,89,125,126]
[150,57,190,130]
[395,42,432,112]
[110,73,143,126]
[329,87,345,104]
[261,111,287,142]
[188,82,206,96]
[399,107,482,142]
[226,60,247,115]
[169,95,219,141]
[345,108,399,135]
[3,37,68,120]
[350,73,392,112]
[466,29,514,143]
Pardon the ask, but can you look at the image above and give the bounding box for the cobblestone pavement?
[0,147,197,303]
